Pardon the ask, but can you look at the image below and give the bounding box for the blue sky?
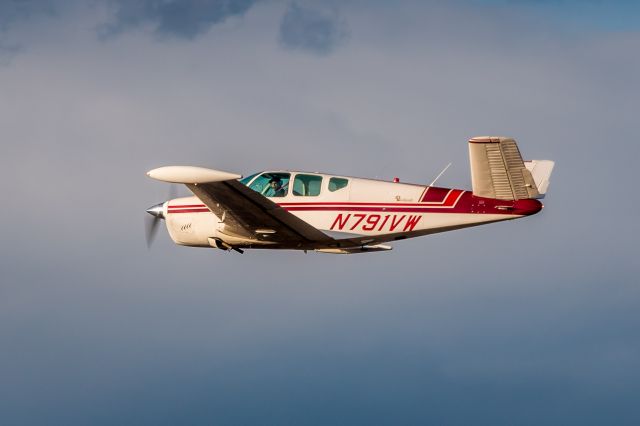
[1,1,639,424]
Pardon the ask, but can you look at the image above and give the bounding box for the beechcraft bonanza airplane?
[145,136,554,254]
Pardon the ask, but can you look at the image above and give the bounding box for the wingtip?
[146,166,241,184]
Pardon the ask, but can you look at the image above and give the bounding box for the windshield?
[247,172,291,197]
[239,173,259,186]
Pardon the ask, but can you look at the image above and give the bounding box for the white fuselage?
[161,172,529,249]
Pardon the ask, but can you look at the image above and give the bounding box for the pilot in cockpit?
[268,177,286,197]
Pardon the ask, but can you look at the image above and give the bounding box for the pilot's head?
[269,177,282,190]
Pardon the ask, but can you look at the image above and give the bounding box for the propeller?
[145,184,178,248]
[145,203,164,248]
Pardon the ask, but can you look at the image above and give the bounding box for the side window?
[248,172,290,197]
[293,174,323,196]
[328,177,349,192]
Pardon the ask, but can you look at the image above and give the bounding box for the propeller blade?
[145,215,160,248]
[145,183,174,249]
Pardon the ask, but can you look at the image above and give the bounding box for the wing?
[147,166,333,247]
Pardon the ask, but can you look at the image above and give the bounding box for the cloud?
[0,42,21,65]
[1,1,640,424]
[0,0,56,61]
[0,0,56,30]
[102,0,259,39]
[279,1,347,54]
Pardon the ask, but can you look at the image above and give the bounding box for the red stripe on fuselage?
[167,208,210,213]
[443,189,464,206]
[282,192,539,216]
[164,189,541,216]
[283,206,459,213]
[421,186,449,203]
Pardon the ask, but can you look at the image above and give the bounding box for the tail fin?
[468,136,554,200]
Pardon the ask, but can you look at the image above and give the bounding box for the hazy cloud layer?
[0,0,55,59]
[0,0,346,55]
[279,2,347,54]
[103,0,259,39]
[0,1,639,425]
[0,42,20,64]
[0,0,55,29]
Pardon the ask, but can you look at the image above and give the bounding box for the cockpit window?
[328,177,349,192]
[248,172,290,197]
[239,173,259,186]
[293,174,322,196]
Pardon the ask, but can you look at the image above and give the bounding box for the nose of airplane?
[146,203,165,219]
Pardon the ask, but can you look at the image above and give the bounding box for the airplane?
[145,136,554,254]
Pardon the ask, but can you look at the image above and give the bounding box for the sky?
[1,0,639,424]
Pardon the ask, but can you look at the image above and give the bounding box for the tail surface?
[468,136,554,200]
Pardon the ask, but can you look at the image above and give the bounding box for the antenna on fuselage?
[429,162,452,187]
